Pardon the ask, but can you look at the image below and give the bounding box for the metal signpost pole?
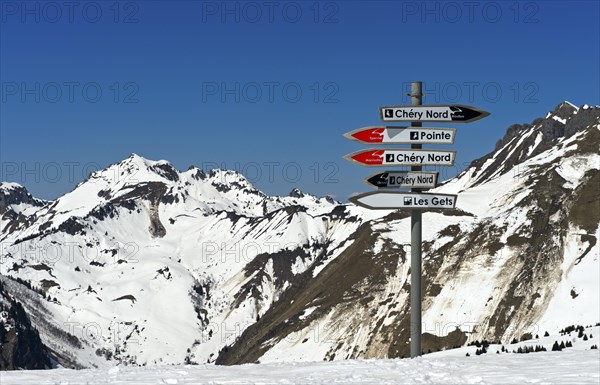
[409,81,422,358]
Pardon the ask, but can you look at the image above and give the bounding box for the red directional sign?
[344,148,455,166]
[344,126,455,144]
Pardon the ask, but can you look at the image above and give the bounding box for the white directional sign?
[349,191,457,210]
[344,149,455,166]
[365,171,438,188]
[380,104,489,123]
[344,126,456,144]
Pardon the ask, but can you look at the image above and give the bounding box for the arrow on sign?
[365,171,438,189]
[349,191,457,210]
[344,149,456,166]
[344,126,456,144]
[380,104,489,123]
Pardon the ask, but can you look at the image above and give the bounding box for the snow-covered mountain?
[1,102,598,369]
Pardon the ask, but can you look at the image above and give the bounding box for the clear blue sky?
[1,0,599,201]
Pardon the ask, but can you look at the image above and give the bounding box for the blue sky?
[1,0,599,201]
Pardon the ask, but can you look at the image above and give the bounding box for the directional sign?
[349,191,457,210]
[365,171,438,189]
[344,149,455,167]
[344,127,456,144]
[380,104,489,123]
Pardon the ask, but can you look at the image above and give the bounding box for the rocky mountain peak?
[0,183,44,215]
[466,102,597,188]
[551,101,579,120]
[288,188,305,198]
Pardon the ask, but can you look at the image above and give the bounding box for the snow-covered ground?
[3,327,599,384]
[2,350,598,384]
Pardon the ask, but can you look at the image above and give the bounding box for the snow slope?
[2,348,599,384]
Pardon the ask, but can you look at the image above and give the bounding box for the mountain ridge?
[1,101,598,369]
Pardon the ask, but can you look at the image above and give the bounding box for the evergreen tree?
[544,331,549,337]
[552,341,561,351]
[0,320,7,343]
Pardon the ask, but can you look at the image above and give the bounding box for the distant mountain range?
[1,101,598,369]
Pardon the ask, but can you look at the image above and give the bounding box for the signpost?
[343,81,489,359]
[344,127,456,144]
[349,191,456,210]
[365,171,438,189]
[380,104,489,123]
[344,149,455,167]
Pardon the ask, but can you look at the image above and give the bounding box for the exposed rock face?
[0,280,53,370]
[467,102,599,188]
[0,102,598,369]
[0,184,44,215]
[0,184,45,239]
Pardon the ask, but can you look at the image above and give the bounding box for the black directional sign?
[380,104,490,123]
[366,171,438,189]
